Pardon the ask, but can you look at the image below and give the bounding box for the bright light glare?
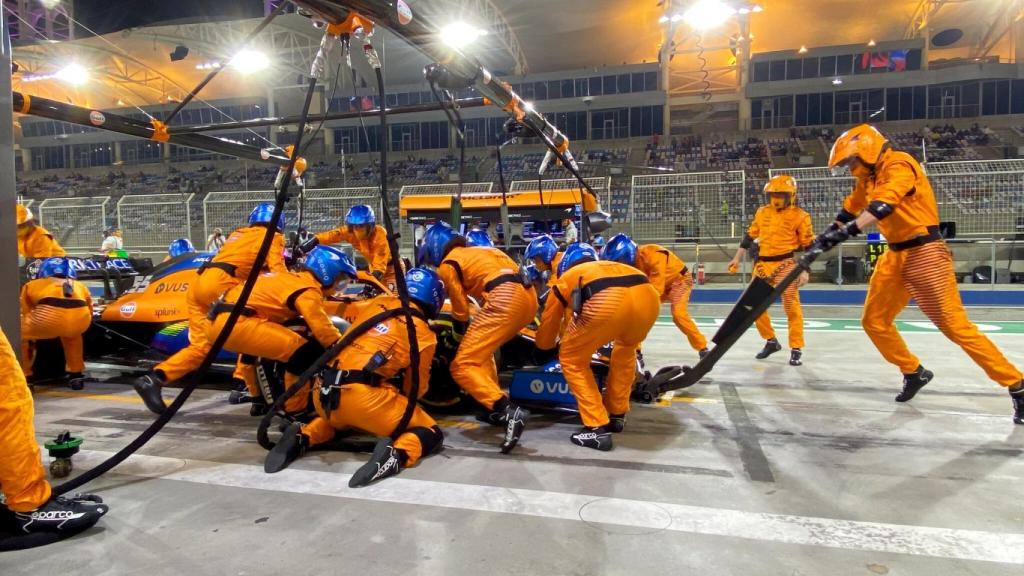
[40,0,61,9]
[658,15,669,24]
[683,0,736,30]
[440,22,488,49]
[230,49,270,74]
[832,78,843,85]
[55,63,88,85]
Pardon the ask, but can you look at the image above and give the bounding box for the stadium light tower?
[683,0,737,31]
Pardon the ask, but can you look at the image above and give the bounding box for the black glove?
[451,319,468,338]
[813,221,861,253]
[533,346,559,366]
[298,235,320,255]
[372,270,384,280]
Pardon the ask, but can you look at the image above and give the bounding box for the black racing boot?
[500,403,530,454]
[570,426,613,451]
[349,438,406,488]
[755,338,782,360]
[896,365,933,403]
[228,378,253,405]
[249,398,269,417]
[264,422,308,473]
[12,494,108,534]
[789,348,803,366]
[1010,384,1024,425]
[698,348,710,360]
[132,372,167,415]
[608,414,626,433]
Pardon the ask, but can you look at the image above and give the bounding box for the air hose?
[51,75,319,496]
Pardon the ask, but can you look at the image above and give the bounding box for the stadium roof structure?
[8,0,1020,109]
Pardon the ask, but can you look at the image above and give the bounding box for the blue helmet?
[405,267,446,319]
[345,204,376,226]
[249,203,285,231]
[302,245,357,287]
[525,234,558,264]
[523,263,545,284]
[421,222,465,267]
[557,243,599,277]
[38,257,75,280]
[466,229,493,248]
[601,233,638,266]
[168,238,195,258]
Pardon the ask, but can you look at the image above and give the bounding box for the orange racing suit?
[316,224,397,288]
[744,204,815,349]
[0,328,51,512]
[207,270,342,413]
[17,226,66,260]
[635,244,706,352]
[154,226,286,388]
[20,276,93,376]
[300,296,442,466]
[842,149,1022,386]
[438,246,538,411]
[536,260,660,428]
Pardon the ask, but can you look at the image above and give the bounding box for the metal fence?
[116,193,194,254]
[631,171,746,244]
[37,196,110,253]
[202,190,280,240]
[298,187,382,234]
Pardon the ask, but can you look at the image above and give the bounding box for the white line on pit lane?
[79,450,1024,565]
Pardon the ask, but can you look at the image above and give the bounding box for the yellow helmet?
[828,124,888,174]
[764,175,797,197]
[16,204,33,225]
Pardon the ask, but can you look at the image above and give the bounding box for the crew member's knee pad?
[285,340,326,375]
[408,425,444,456]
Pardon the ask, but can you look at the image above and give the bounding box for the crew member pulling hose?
[265,268,445,487]
[813,123,1024,424]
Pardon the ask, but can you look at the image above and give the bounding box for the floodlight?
[40,0,60,9]
[798,46,808,54]
[230,49,270,74]
[440,22,488,49]
[55,63,88,85]
[832,78,843,85]
[683,0,736,31]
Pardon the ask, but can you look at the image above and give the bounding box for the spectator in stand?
[563,218,578,245]
[206,228,225,252]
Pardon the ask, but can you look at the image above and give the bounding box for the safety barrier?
[116,193,194,255]
[630,171,746,244]
[37,196,111,253]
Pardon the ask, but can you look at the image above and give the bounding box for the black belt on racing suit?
[756,252,794,263]
[198,262,238,276]
[580,274,649,304]
[484,273,528,292]
[207,301,256,320]
[889,226,942,252]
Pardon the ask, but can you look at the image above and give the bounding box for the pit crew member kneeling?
[265,267,445,487]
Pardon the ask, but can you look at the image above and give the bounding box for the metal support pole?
[1,11,20,347]
[991,239,996,288]
[837,243,844,286]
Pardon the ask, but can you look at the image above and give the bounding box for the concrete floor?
[4,304,1024,575]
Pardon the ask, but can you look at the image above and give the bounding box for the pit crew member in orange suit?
[265,267,446,486]
[535,243,660,451]
[814,123,1024,424]
[525,234,563,283]
[132,203,288,415]
[204,246,355,415]
[16,204,65,260]
[20,258,93,381]
[727,175,815,365]
[300,204,399,289]
[422,222,537,453]
[0,327,109,535]
[602,233,709,360]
